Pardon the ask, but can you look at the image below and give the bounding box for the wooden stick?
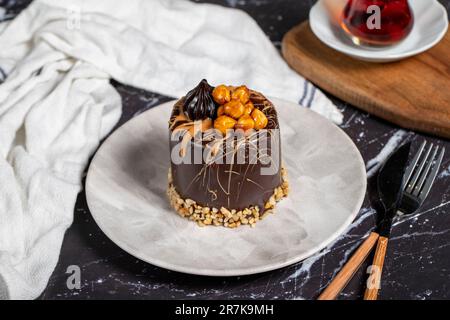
[318,232,379,300]
[364,236,389,300]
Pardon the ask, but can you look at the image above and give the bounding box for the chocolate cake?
[167,80,288,228]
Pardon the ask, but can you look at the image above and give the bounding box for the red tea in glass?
[341,0,414,46]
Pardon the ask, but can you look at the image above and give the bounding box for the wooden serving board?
[282,21,450,139]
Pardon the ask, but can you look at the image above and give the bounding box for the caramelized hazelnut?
[231,86,250,104]
[212,85,231,105]
[223,100,245,119]
[251,109,268,130]
[244,101,254,115]
[217,106,225,117]
[214,115,236,135]
[235,114,255,131]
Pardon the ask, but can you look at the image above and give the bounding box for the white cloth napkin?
[0,0,343,299]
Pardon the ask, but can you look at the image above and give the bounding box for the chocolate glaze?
[169,90,282,212]
[183,79,217,121]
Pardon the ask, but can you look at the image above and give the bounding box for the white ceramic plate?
[86,99,367,276]
[310,0,448,62]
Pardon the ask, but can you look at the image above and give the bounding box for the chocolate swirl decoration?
[183,79,216,121]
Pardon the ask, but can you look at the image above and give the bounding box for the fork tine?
[412,145,439,197]
[406,143,433,194]
[404,141,426,191]
[417,147,445,201]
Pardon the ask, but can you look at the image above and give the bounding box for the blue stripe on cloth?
[0,6,15,23]
[307,85,317,108]
[0,6,5,23]
[299,79,309,106]
[0,66,6,83]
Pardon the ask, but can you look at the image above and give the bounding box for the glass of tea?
[341,0,414,46]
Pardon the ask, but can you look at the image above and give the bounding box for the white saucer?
[310,0,448,62]
[85,99,367,276]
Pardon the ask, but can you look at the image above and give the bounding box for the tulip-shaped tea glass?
[341,0,414,46]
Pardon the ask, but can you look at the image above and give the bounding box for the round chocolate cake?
[167,80,288,228]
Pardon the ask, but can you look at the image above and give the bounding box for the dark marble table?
[2,0,448,300]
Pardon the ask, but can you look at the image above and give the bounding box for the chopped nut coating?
[167,167,289,229]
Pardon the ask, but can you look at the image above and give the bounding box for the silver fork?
[398,141,446,215]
